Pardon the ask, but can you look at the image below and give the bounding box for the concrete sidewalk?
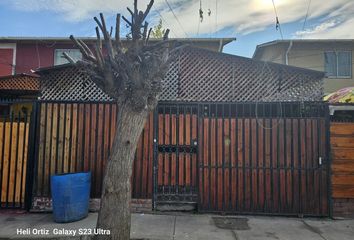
[0,211,353,240]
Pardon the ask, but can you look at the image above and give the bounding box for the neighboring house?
[253,39,354,94]
[0,37,235,77]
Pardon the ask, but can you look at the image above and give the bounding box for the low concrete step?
[155,201,197,211]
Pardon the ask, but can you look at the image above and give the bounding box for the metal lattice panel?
[40,66,113,101]
[0,74,39,92]
[39,47,324,102]
[160,47,324,102]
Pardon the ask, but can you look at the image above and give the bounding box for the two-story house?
[253,39,354,94]
[0,37,235,76]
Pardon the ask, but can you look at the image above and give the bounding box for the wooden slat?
[331,137,354,148]
[57,103,65,174]
[330,123,354,136]
[332,149,354,160]
[63,104,71,173]
[332,161,354,174]
[70,104,78,172]
[1,122,11,202]
[230,119,237,210]
[210,118,216,209]
[332,185,354,198]
[44,103,53,195]
[95,104,104,197]
[332,175,354,185]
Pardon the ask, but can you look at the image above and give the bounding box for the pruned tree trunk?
[66,1,178,239]
[96,104,148,240]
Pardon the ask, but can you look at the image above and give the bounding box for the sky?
[0,0,354,57]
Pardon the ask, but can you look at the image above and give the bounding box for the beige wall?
[255,44,286,64]
[256,42,354,94]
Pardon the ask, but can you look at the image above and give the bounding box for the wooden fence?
[34,102,153,199]
[0,118,30,208]
[330,122,354,198]
[32,101,330,216]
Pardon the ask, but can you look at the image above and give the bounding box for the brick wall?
[131,199,152,213]
[333,198,354,218]
[31,197,152,213]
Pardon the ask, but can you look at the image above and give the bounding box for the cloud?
[295,18,354,39]
[295,19,340,38]
[294,1,354,39]
[5,0,354,38]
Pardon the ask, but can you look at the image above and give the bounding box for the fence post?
[324,103,333,218]
[152,106,159,210]
[24,101,40,211]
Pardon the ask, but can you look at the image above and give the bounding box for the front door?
[154,104,199,204]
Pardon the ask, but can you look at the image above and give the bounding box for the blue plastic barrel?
[51,172,91,223]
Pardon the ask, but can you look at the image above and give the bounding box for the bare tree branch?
[142,22,148,40]
[122,16,132,26]
[69,35,97,63]
[146,28,152,44]
[115,14,121,44]
[78,39,95,58]
[95,27,102,51]
[163,29,170,40]
[62,52,75,64]
[127,7,134,17]
[142,0,154,21]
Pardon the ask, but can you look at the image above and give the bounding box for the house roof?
[0,74,40,95]
[0,37,235,52]
[37,46,324,102]
[0,36,235,43]
[253,39,354,58]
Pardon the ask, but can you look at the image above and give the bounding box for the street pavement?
[0,211,353,239]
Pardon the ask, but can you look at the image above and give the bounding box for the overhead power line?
[271,0,284,40]
[215,0,218,36]
[153,5,179,38]
[164,0,189,38]
[300,0,312,38]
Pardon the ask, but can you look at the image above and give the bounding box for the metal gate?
[0,100,37,210]
[153,104,199,204]
[197,102,330,216]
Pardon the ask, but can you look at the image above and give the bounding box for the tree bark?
[95,103,148,240]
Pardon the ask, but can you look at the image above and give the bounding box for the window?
[324,51,352,78]
[54,49,82,66]
[0,43,16,76]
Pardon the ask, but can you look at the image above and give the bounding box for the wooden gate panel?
[198,103,329,216]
